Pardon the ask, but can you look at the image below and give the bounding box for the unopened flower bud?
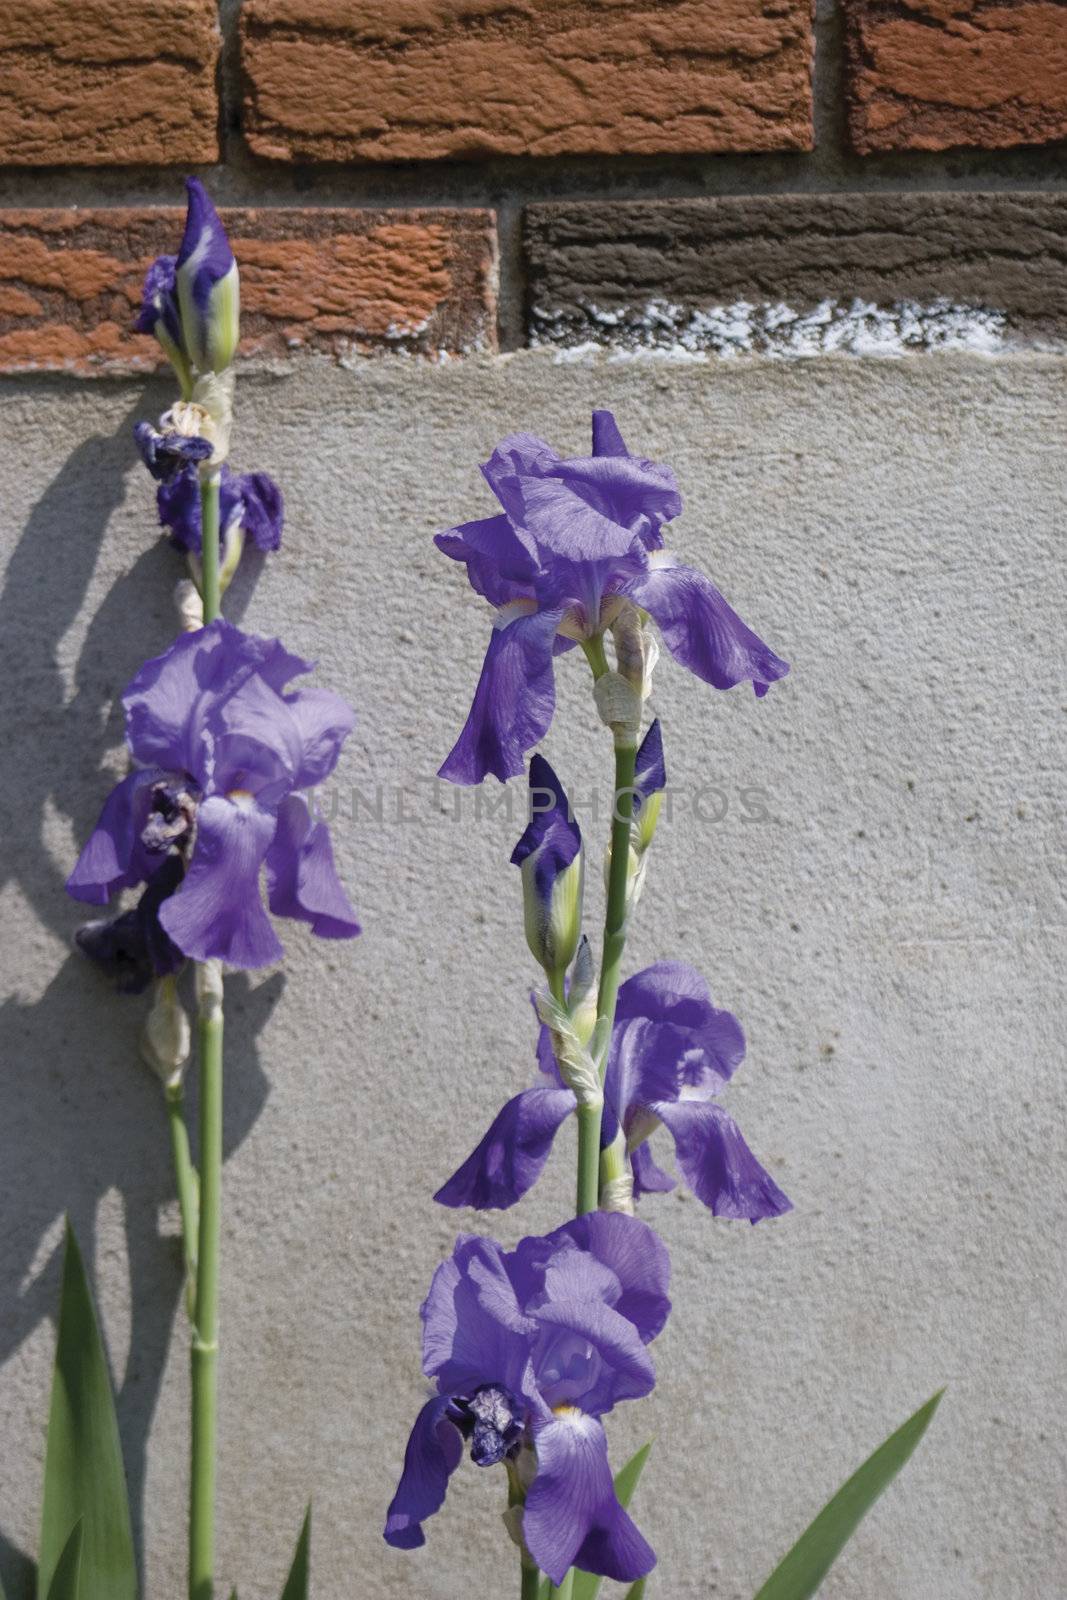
[175,179,240,376]
[567,934,598,1046]
[632,719,666,855]
[140,975,191,1090]
[511,755,583,980]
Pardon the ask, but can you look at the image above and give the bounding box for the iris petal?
[159,794,281,968]
[434,1086,577,1211]
[524,1412,655,1586]
[383,1396,464,1551]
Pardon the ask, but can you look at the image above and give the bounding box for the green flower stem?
[190,468,224,1600]
[199,469,221,623]
[190,961,223,1600]
[596,738,637,1071]
[165,1083,199,1307]
[549,1572,575,1599]
[520,1554,542,1600]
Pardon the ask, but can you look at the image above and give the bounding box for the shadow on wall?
[0,391,275,1597]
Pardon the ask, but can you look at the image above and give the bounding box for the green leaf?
[45,1523,82,1600]
[753,1391,944,1600]
[570,1442,653,1600]
[623,1582,647,1599]
[279,1506,310,1600]
[38,1223,136,1600]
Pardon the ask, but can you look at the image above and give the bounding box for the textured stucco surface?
[0,352,1064,1600]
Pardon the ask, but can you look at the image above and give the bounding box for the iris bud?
[567,934,598,1046]
[511,755,583,981]
[140,974,191,1090]
[632,719,666,856]
[175,178,240,376]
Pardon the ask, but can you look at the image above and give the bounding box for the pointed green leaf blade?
[45,1523,82,1600]
[571,1442,653,1600]
[279,1506,310,1600]
[38,1224,136,1600]
[753,1391,944,1600]
[623,1581,647,1599]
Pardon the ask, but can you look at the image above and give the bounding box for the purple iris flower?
[512,754,583,977]
[67,619,359,969]
[436,961,791,1222]
[384,1211,668,1586]
[156,462,284,556]
[436,410,789,785]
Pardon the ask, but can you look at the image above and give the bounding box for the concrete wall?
[1,351,1064,1598]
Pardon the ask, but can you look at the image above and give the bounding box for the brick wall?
[1,0,1065,368]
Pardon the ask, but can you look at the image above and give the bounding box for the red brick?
[845,0,1067,154]
[0,0,219,167]
[0,209,497,375]
[240,0,814,162]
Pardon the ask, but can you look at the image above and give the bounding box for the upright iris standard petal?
[511,754,583,976]
[159,794,282,968]
[175,177,239,375]
[265,794,360,939]
[434,514,539,607]
[651,1099,792,1221]
[434,1086,577,1210]
[524,1412,656,1586]
[383,1396,464,1550]
[621,556,789,696]
[439,607,563,786]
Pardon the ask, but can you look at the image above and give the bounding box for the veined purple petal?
[531,1299,655,1415]
[284,686,356,788]
[159,793,282,968]
[515,1212,671,1349]
[630,1139,676,1197]
[265,794,360,939]
[434,514,538,608]
[434,1086,576,1211]
[439,607,563,786]
[524,1412,655,1586]
[123,620,311,780]
[421,1236,539,1400]
[652,1098,792,1222]
[621,557,789,696]
[66,769,164,905]
[383,1396,464,1551]
[611,961,745,1108]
